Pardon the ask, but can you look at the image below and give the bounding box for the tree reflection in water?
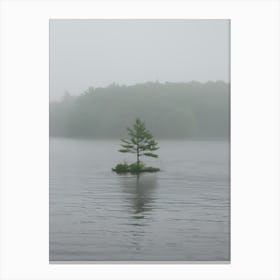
[119,174,158,252]
[120,174,158,217]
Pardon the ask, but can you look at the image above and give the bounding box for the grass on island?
[112,162,160,174]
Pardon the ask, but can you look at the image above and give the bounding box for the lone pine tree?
[112,118,160,173]
[119,118,159,164]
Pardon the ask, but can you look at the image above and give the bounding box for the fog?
[50,20,230,261]
[50,81,230,139]
[50,19,230,100]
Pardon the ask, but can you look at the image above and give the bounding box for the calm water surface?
[50,138,230,262]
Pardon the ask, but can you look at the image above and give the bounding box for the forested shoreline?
[50,81,230,139]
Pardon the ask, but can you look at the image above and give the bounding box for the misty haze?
[49,19,230,262]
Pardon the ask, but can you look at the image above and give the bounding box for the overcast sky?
[50,19,229,100]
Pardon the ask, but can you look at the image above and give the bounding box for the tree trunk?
[136,145,140,165]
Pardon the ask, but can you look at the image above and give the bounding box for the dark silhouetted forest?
[50,81,230,139]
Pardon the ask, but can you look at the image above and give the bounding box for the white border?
[0,0,279,279]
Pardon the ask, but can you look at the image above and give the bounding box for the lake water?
[50,138,230,262]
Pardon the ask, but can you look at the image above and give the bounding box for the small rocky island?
[112,118,160,174]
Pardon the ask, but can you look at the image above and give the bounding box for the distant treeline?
[50,81,230,139]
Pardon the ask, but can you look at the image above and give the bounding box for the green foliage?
[119,118,159,164]
[112,162,129,172]
[113,119,160,173]
[141,166,160,172]
[142,152,158,158]
[112,162,160,174]
[129,162,145,173]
